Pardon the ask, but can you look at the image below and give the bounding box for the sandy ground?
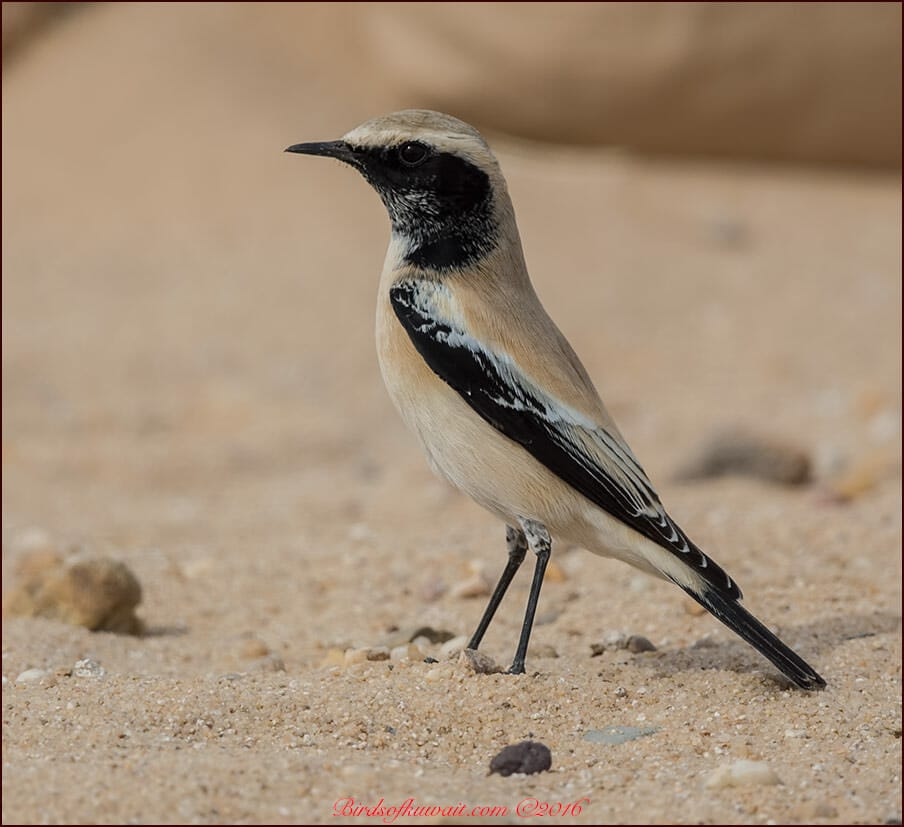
[2,5,901,825]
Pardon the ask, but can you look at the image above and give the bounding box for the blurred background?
[2,3,901,823]
[3,0,900,526]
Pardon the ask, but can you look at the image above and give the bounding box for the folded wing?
[390,279,740,600]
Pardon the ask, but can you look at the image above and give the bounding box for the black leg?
[467,525,528,651]
[508,519,551,675]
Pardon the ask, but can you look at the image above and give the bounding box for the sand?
[2,4,901,824]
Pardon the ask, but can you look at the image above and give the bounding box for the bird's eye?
[398,142,429,167]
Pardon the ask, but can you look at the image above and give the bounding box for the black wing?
[390,280,740,600]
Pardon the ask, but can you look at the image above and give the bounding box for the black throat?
[352,146,498,272]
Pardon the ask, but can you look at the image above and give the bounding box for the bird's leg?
[508,518,551,675]
[467,525,528,651]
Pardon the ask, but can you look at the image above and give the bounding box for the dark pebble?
[410,626,456,644]
[489,740,552,777]
[626,635,657,653]
[674,428,811,486]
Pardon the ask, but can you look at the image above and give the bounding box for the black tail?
[681,584,826,690]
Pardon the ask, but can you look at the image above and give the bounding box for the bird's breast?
[375,286,458,467]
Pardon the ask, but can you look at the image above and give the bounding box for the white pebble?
[424,665,453,682]
[440,635,469,659]
[390,643,422,662]
[706,760,782,789]
[73,658,105,678]
[343,648,369,666]
[15,668,49,683]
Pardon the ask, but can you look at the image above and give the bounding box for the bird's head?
[286,110,512,271]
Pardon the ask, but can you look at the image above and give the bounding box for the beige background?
[363,2,903,165]
[2,3,901,824]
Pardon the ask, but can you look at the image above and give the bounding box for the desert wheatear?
[287,110,824,690]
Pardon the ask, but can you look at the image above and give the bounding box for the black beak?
[284,140,357,164]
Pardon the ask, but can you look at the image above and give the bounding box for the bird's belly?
[377,340,512,519]
[376,302,573,526]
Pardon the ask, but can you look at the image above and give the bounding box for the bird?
[286,110,825,690]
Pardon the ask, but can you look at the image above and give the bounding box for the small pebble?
[823,452,891,503]
[489,741,552,776]
[238,638,270,659]
[706,760,781,789]
[320,648,346,668]
[675,429,811,486]
[691,636,718,649]
[440,635,469,659]
[15,668,50,683]
[365,646,390,661]
[343,648,369,666]
[72,658,105,678]
[528,643,559,659]
[250,654,286,673]
[3,553,143,634]
[544,560,567,582]
[626,635,657,653]
[390,643,422,662]
[590,632,656,655]
[381,625,455,648]
[591,632,628,655]
[458,648,502,675]
[424,664,454,682]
